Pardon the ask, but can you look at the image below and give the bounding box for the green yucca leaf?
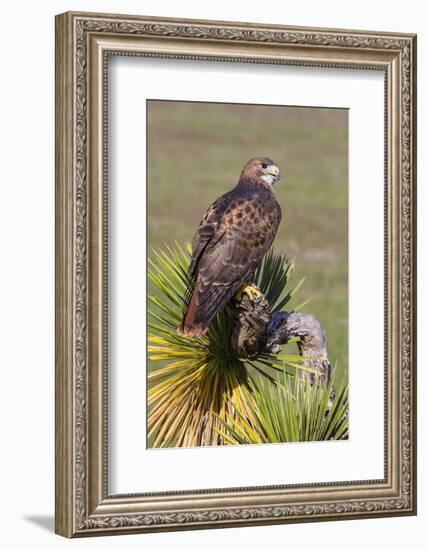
[292,298,311,312]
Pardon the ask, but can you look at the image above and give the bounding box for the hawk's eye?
[261,163,267,169]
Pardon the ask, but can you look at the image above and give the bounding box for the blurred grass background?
[147,100,348,383]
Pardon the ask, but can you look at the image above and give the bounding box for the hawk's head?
[240,157,282,186]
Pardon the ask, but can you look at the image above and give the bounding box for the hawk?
[178,157,282,337]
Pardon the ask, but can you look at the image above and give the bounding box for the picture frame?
[55,11,417,537]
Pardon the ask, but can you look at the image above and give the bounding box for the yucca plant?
[147,242,310,448]
[215,373,348,444]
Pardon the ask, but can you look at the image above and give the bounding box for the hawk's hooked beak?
[267,165,282,183]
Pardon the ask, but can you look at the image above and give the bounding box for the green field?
[147,100,348,383]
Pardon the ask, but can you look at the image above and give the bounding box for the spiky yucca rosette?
[216,375,348,444]
[147,242,348,448]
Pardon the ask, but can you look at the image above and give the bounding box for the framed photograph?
[55,11,417,537]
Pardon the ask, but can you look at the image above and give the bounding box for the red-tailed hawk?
[178,157,282,337]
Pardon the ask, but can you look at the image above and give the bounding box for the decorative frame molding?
[55,11,417,537]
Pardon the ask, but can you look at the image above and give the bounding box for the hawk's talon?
[235,284,262,303]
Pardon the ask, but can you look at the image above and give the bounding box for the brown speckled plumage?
[178,157,282,337]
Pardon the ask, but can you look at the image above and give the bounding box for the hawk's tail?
[178,280,208,337]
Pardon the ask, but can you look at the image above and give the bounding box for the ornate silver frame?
[55,11,417,537]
